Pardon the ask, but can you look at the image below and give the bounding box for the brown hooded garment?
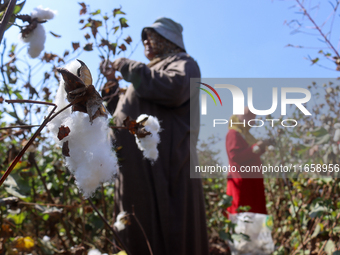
[112,52,209,255]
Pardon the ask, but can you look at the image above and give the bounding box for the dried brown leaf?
[58,125,70,140]
[72,42,80,52]
[62,141,70,157]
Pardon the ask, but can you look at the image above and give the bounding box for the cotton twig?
[87,198,132,255]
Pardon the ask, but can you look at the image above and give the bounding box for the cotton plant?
[135,114,161,161]
[19,6,57,58]
[47,60,118,198]
[121,114,161,162]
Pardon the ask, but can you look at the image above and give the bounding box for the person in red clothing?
[225,107,273,215]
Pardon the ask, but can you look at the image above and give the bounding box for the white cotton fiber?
[114,211,127,231]
[88,249,102,255]
[19,6,56,58]
[135,114,161,162]
[334,129,340,142]
[47,61,118,198]
[31,5,57,20]
[20,23,46,58]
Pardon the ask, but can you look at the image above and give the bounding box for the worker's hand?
[112,58,128,71]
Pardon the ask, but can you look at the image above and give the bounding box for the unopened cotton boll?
[31,5,57,20]
[135,114,161,161]
[334,129,340,142]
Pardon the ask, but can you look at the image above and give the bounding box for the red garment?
[225,129,267,214]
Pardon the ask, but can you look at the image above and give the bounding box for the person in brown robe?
[102,17,209,255]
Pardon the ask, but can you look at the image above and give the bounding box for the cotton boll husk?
[88,249,102,255]
[31,5,57,20]
[25,23,46,58]
[46,61,80,143]
[334,129,340,142]
[135,114,160,161]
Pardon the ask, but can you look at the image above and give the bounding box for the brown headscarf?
[143,28,184,67]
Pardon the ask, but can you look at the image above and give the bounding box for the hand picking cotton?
[47,60,118,198]
[135,114,161,162]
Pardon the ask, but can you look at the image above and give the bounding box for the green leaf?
[119,17,129,28]
[7,211,27,224]
[333,251,340,255]
[309,127,328,137]
[218,230,230,241]
[231,233,250,242]
[309,204,327,218]
[236,205,251,212]
[113,26,119,34]
[217,195,233,209]
[10,44,17,53]
[113,8,126,17]
[315,134,331,145]
[14,91,23,100]
[13,1,25,15]
[311,223,321,238]
[90,9,100,15]
[5,186,26,199]
[42,214,50,221]
[324,240,335,254]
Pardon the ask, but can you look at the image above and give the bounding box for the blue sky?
[5,0,339,79]
[2,0,340,167]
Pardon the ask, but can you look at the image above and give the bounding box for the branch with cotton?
[18,6,57,58]
[47,60,118,198]
[121,114,161,162]
[114,211,129,231]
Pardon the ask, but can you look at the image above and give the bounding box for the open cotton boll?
[114,211,127,231]
[88,249,102,255]
[334,123,340,129]
[31,5,57,20]
[135,114,161,162]
[64,115,118,198]
[22,23,46,58]
[267,145,275,151]
[47,60,118,198]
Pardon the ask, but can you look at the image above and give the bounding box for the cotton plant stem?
[87,198,132,255]
[0,125,40,130]
[0,100,73,187]
[131,205,153,255]
[0,104,57,187]
[29,153,55,204]
[295,0,340,59]
[0,0,17,45]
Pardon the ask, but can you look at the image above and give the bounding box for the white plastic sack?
[228,213,274,255]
